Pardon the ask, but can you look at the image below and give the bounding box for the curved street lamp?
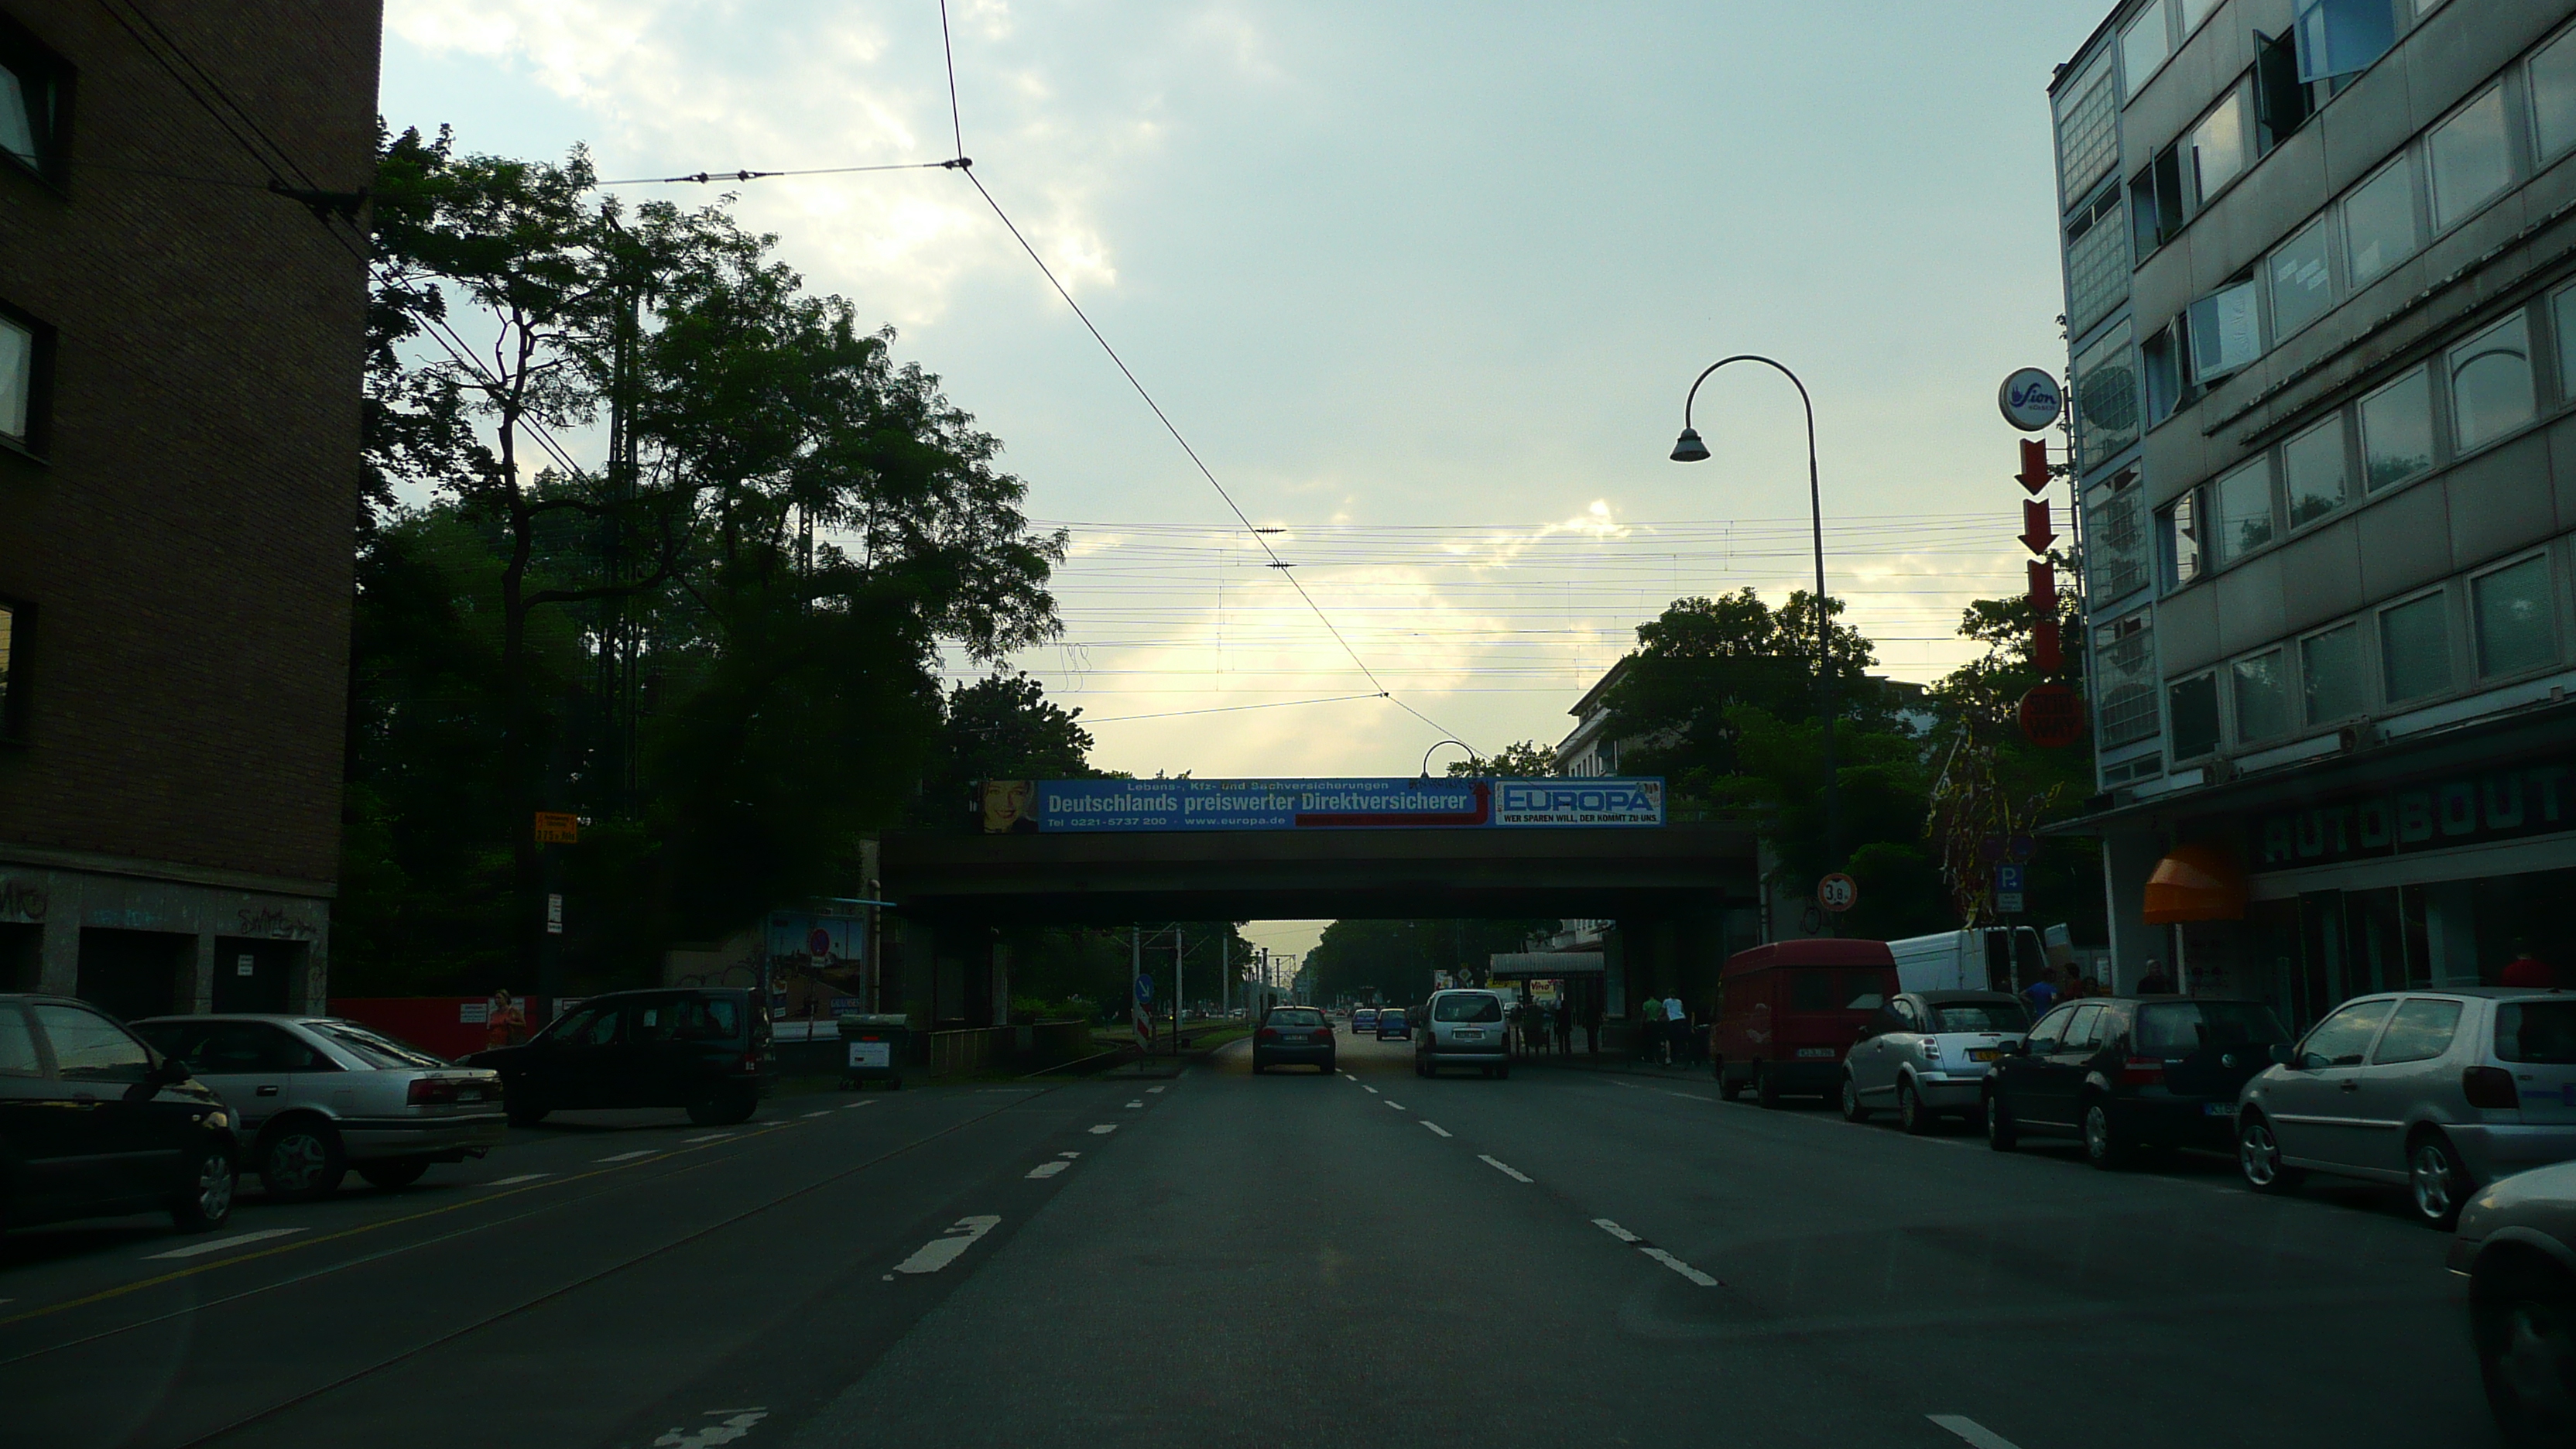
[1670,355,1841,892]
[1419,738,1477,779]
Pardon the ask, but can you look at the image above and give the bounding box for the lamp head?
[1670,427,1711,464]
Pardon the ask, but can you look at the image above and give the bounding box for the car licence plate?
[1968,1049,1999,1062]
[2202,1101,2235,1117]
[1796,1047,1835,1058]
[1457,1029,1484,1040]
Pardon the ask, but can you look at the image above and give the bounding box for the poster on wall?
[984,778,1667,832]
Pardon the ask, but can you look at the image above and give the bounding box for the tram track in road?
[0,1078,1163,1449]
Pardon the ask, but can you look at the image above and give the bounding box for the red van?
[1709,940,1901,1107]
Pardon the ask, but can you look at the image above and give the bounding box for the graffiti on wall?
[0,879,47,923]
[235,906,318,940]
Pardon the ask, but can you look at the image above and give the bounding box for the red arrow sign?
[2017,438,2051,495]
[2033,616,2064,673]
[2029,560,2061,672]
[2019,498,2056,556]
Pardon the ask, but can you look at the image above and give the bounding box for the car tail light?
[406,1077,461,1106]
[1257,1027,1279,1041]
[739,1049,766,1074]
[2463,1065,2518,1109]
[2118,1057,2165,1086]
[1921,1040,1944,1060]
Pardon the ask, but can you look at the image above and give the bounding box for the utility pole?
[1173,926,1185,1059]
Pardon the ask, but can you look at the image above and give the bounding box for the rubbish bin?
[838,1013,911,1090]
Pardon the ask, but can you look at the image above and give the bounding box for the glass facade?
[2074,321,2138,471]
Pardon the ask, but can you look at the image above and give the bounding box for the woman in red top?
[2500,939,2557,988]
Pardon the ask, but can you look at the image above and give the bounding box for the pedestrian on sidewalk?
[2023,972,2058,1016]
[1552,1001,1571,1056]
[1641,995,1667,1063]
[2135,959,2174,993]
[2502,939,2557,988]
[1663,994,1687,1068]
[1582,999,1601,1057]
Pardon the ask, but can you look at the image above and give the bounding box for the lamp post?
[1419,738,1475,779]
[1670,355,1841,907]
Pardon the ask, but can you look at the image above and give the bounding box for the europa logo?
[1497,779,1663,817]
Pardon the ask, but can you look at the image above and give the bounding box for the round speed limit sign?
[1817,872,1859,913]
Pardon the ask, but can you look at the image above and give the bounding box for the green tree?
[1445,740,1559,777]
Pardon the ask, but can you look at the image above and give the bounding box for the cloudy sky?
[381,1,2104,958]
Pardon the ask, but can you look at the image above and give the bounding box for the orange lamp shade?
[2142,841,2247,923]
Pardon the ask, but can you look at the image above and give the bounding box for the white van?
[1885,927,2048,995]
[1415,989,1512,1079]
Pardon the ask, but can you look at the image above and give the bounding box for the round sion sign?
[1998,368,2064,432]
[1817,872,1858,913]
[2018,682,2086,748]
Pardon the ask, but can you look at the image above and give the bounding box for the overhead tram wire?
[1078,692,1391,724]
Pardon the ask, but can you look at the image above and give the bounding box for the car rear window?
[1434,995,1503,1023]
[1930,1002,2029,1033]
[1789,969,1889,1013]
[1379,1010,1406,1024]
[2134,1002,2289,1054]
[318,1022,450,1069]
[2497,1002,2576,1064]
[1267,1009,1324,1027]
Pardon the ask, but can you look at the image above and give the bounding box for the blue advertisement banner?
[981,777,1665,832]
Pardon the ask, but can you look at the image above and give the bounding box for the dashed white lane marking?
[1146,1085,1167,1094]
[802,1109,832,1118]
[1089,1124,1118,1135]
[1420,1121,1453,1138]
[1026,1160,1071,1179]
[891,1214,1002,1275]
[1661,1091,1713,1102]
[1642,1247,1721,1287]
[1927,1415,2024,1449]
[682,1132,738,1143]
[1124,1100,1144,1108]
[1480,1156,1533,1183]
[1593,1218,1642,1243]
[478,1173,553,1187]
[596,1149,658,1163]
[840,1099,877,1108]
[1361,1085,1379,1094]
[1058,1151,1081,1159]
[652,1406,769,1447]
[1384,1101,1406,1111]
[1609,1080,1642,1090]
[146,1228,305,1260]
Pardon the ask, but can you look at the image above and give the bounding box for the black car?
[0,994,239,1235]
[1984,995,2289,1168]
[467,988,774,1126]
[1250,1007,1336,1074]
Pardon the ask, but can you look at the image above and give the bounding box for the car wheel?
[1251,1060,1264,1074]
[1495,1063,1509,1081]
[1710,1053,1725,1082]
[1899,1079,1934,1136]
[1321,1058,1336,1074]
[2081,1099,2128,1170]
[1985,1091,2019,1152]
[170,1144,237,1233]
[1756,1064,1782,1109]
[2409,1132,2473,1229]
[2478,1269,2576,1449]
[505,1094,550,1128]
[358,1158,431,1190]
[260,1121,347,1202]
[1718,1064,1744,1101]
[2236,1112,2304,1194]
[1838,1074,1871,1123]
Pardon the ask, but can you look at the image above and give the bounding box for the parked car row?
[0,986,774,1242]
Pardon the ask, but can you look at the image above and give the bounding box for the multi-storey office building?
[2054,0,2576,1023]
[0,4,379,1018]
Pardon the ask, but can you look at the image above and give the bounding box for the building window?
[2269,218,2334,341]
[2188,89,2251,207]
[2123,0,2174,91]
[2169,673,2221,760]
[2256,27,2316,149]
[2301,622,2366,724]
[2158,491,2203,591]
[2073,320,2138,471]
[2095,611,2159,748]
[2210,457,2276,564]
[2537,24,2576,164]
[2187,279,2261,382]
[2234,649,2293,742]
[0,18,69,183]
[2143,319,2188,426]
[2297,0,2396,85]
[0,598,19,740]
[2180,0,2222,36]
[2358,365,2433,492]
[2064,184,2129,333]
[2472,556,2556,678]
[2379,591,2452,704]
[0,302,45,454]
[2429,86,2514,233]
[2283,415,2348,526]
[2345,153,2418,288]
[2131,146,2186,255]
[2449,312,2534,454]
[2085,472,2150,601]
[2055,55,2119,200]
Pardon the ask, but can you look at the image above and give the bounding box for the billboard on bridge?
[981,777,1663,832]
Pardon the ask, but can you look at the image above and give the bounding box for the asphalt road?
[0,1029,2490,1449]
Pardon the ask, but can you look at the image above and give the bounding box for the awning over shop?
[1486,951,1605,979]
[2143,841,2247,923]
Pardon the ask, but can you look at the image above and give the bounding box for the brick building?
[0,3,379,1019]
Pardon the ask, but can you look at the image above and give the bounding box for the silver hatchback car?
[2236,987,2576,1228]
[1841,990,2030,1133]
[135,1014,508,1201]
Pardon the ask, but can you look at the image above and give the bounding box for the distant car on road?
[135,1014,505,1201]
[1352,1007,1379,1035]
[1251,1007,1336,1074]
[1841,990,2028,1133]
[467,988,772,1126]
[1985,996,2287,1168]
[2237,988,2576,1228]
[2449,1157,2576,1447]
[0,994,238,1236]
[1711,939,1901,1107]
[1375,1008,1411,1041]
[1416,989,1510,1079]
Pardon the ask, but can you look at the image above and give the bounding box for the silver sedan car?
[135,1014,508,1201]
[2449,1158,2576,1447]
[1841,990,2031,1133]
